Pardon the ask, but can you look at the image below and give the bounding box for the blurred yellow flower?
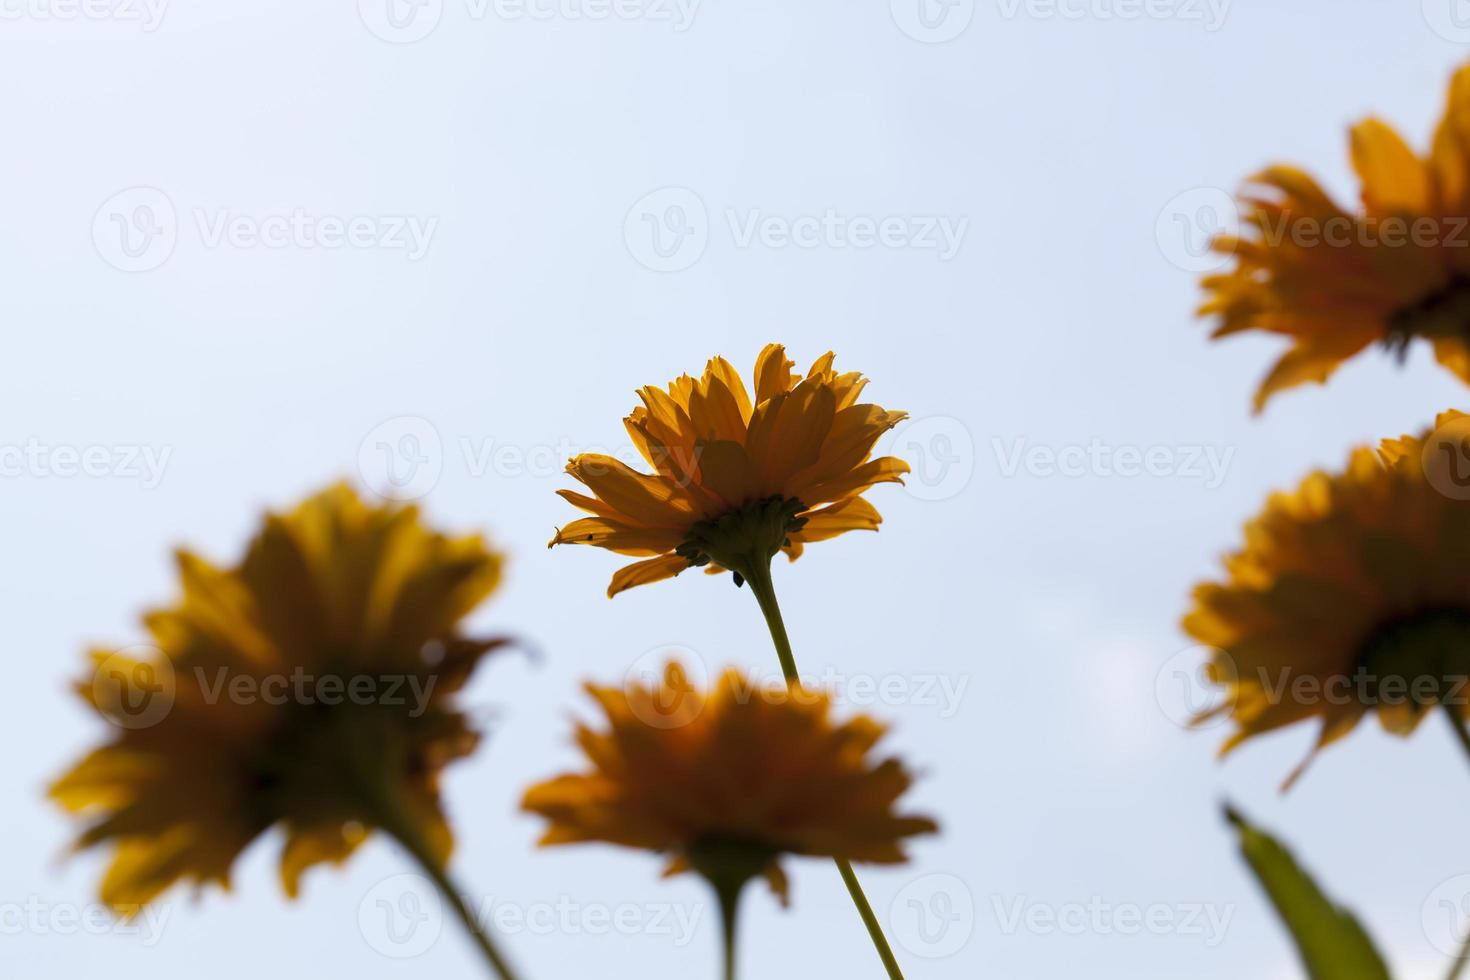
[1202,62,1470,412]
[549,344,909,596]
[51,483,506,911]
[521,662,937,901]
[1185,411,1470,787]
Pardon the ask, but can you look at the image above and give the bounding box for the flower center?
[1386,276,1470,358]
[1356,608,1470,711]
[685,834,781,896]
[251,695,412,822]
[676,497,807,582]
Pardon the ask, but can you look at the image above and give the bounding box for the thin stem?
[834,857,908,980]
[400,837,521,980]
[713,877,744,980]
[740,559,907,980]
[1445,702,1470,770]
[1443,705,1470,980]
[1447,940,1470,980]
[739,560,799,683]
[371,793,521,980]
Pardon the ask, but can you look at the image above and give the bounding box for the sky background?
[5,1,1470,977]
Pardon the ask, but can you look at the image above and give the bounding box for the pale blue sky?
[5,2,1470,977]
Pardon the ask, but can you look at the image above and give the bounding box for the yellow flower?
[50,483,506,911]
[549,344,910,596]
[1202,62,1470,412]
[521,662,937,901]
[1185,411,1470,787]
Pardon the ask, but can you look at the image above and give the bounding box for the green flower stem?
[370,789,522,980]
[1445,702,1470,769]
[740,558,907,980]
[1444,706,1470,980]
[1447,943,1470,980]
[713,876,744,980]
[741,559,800,684]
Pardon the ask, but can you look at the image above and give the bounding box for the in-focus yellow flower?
[1185,411,1470,786]
[521,662,937,902]
[549,344,910,596]
[1202,62,1470,412]
[51,483,506,911]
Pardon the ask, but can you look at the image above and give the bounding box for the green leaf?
[1226,805,1391,980]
